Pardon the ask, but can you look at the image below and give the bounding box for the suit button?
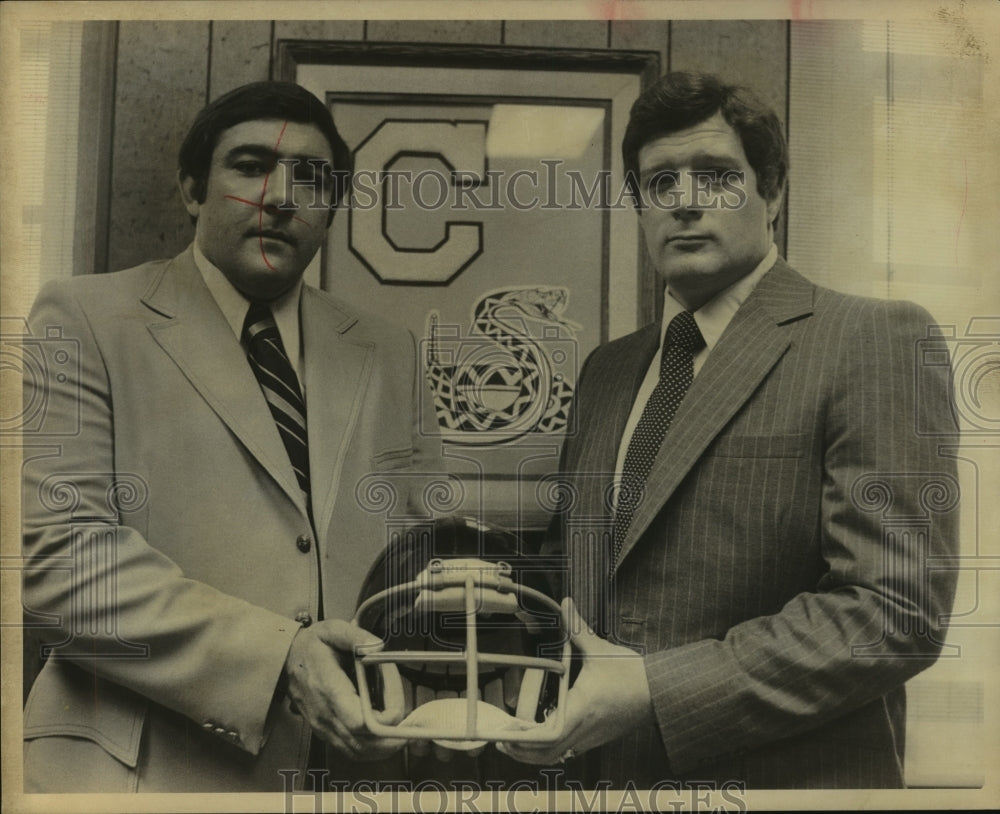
[296,534,312,553]
[295,611,313,627]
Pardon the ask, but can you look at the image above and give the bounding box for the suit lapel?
[567,325,658,630]
[300,288,373,540]
[615,260,816,566]
[142,248,307,514]
[577,325,659,520]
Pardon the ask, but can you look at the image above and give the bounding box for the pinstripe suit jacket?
[550,259,959,788]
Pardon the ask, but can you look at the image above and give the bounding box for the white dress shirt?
[612,244,778,506]
[193,244,305,385]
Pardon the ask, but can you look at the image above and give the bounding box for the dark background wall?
[92,19,788,276]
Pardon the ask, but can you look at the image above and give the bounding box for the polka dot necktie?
[612,310,705,569]
[241,303,311,503]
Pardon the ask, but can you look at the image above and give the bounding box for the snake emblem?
[425,287,581,444]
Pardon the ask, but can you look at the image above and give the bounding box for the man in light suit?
[22,82,439,791]
[503,72,959,788]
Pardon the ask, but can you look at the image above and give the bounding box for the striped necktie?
[612,310,705,569]
[241,303,311,501]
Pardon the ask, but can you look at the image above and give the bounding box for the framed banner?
[280,42,659,528]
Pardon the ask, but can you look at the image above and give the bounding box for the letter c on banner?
[349,119,486,284]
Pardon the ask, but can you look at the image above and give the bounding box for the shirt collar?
[660,243,778,353]
[192,243,304,368]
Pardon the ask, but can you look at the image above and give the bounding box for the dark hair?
[623,71,787,213]
[178,81,353,224]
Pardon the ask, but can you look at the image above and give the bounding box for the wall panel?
[209,20,270,99]
[108,21,207,272]
[670,20,787,113]
[273,20,364,43]
[504,20,608,49]
[366,19,501,44]
[610,20,670,73]
[73,21,117,277]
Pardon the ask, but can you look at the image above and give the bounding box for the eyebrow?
[639,151,744,177]
[222,144,333,165]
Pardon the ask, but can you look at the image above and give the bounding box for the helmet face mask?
[352,517,571,750]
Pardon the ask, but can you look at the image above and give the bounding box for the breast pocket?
[693,432,817,570]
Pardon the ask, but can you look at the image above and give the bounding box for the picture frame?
[278,41,660,529]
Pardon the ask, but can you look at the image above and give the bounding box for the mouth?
[249,229,297,248]
[667,234,711,250]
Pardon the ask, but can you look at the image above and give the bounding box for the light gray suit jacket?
[21,246,441,791]
[549,259,959,788]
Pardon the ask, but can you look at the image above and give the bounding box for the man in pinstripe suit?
[502,72,959,788]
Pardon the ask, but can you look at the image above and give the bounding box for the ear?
[177,171,201,219]
[764,183,785,227]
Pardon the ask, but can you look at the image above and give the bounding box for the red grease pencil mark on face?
[220,120,315,272]
[222,194,314,228]
[255,121,287,270]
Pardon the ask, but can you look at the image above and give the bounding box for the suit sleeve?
[21,281,299,755]
[640,299,960,773]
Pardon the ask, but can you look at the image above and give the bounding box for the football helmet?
[352,516,571,750]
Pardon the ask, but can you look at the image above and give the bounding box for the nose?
[671,170,703,222]
[672,205,702,223]
[260,160,298,213]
